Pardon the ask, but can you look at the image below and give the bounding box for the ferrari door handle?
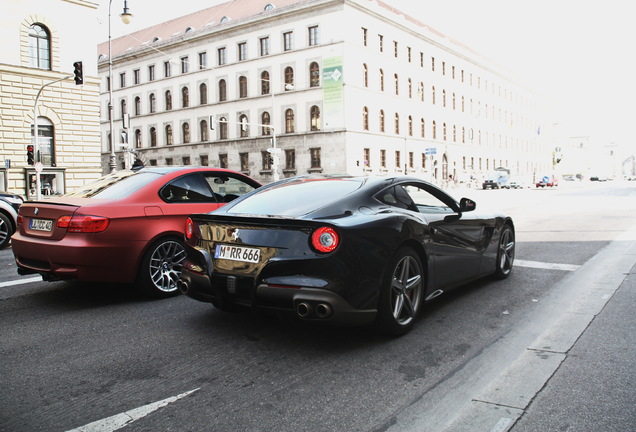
[430,227,437,235]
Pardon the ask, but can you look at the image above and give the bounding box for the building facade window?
[239,114,249,137]
[28,24,50,70]
[261,111,271,135]
[134,97,141,116]
[362,106,369,130]
[261,151,272,170]
[362,27,368,46]
[238,42,247,61]
[364,148,370,168]
[182,122,190,143]
[285,108,295,133]
[134,129,142,148]
[310,148,321,168]
[363,64,368,87]
[119,72,126,88]
[199,52,207,69]
[259,37,270,56]
[32,117,55,166]
[261,71,270,95]
[285,149,296,170]
[394,74,399,95]
[199,83,207,104]
[165,90,172,110]
[164,61,171,78]
[219,153,228,168]
[181,56,189,73]
[133,69,140,84]
[380,149,386,168]
[219,117,228,139]
[148,65,155,81]
[308,25,319,46]
[165,125,173,145]
[181,86,189,108]
[309,62,320,87]
[149,93,156,113]
[218,79,227,101]
[120,99,127,118]
[200,120,209,141]
[379,69,384,91]
[239,76,248,98]
[150,127,157,146]
[394,113,399,134]
[218,47,226,65]
[379,109,385,132]
[283,31,294,51]
[310,105,320,131]
[284,67,294,88]
[240,152,249,171]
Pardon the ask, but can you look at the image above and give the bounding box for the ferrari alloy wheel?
[0,213,11,249]
[376,247,424,336]
[494,224,515,279]
[139,237,185,298]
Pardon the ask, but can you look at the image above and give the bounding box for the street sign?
[425,148,437,155]
[34,162,43,173]
[267,147,282,154]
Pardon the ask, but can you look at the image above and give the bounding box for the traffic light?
[73,61,83,85]
[209,115,216,131]
[27,145,35,165]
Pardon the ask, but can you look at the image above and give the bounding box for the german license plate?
[214,244,260,263]
[29,218,53,232]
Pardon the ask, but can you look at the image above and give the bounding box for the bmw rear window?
[228,178,363,216]
[65,171,161,198]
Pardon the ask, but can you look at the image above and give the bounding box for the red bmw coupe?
[11,166,261,297]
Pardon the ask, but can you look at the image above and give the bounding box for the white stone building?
[1,0,101,198]
[99,0,550,185]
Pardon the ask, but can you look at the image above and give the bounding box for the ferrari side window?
[161,174,215,203]
[403,185,453,213]
[377,186,417,211]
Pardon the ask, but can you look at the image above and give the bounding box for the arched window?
[408,78,412,98]
[363,64,368,87]
[165,125,173,145]
[408,115,413,136]
[182,122,190,143]
[32,117,55,166]
[120,99,127,118]
[239,114,249,137]
[285,108,294,133]
[199,83,207,105]
[181,86,189,108]
[432,86,436,105]
[443,122,447,141]
[218,79,227,102]
[261,71,270,95]
[394,113,399,134]
[418,82,424,101]
[362,107,369,130]
[284,67,294,88]
[261,111,271,135]
[149,93,156,113]
[150,127,157,146]
[310,105,320,131]
[309,62,320,87]
[134,129,142,148]
[239,76,248,98]
[28,24,51,70]
[379,110,385,132]
[420,118,425,138]
[394,74,399,95]
[200,120,209,142]
[379,69,384,91]
[219,117,228,139]
[442,89,446,107]
[432,121,437,139]
[134,97,141,116]
[165,90,172,110]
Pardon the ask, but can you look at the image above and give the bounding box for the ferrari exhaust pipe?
[315,303,332,319]
[177,280,189,294]
[296,302,312,318]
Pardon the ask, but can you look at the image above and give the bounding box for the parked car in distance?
[0,191,24,249]
[536,175,558,188]
[11,167,261,297]
[508,176,531,189]
[482,168,510,189]
[179,175,515,335]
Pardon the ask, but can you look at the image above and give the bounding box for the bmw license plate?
[214,244,260,263]
[29,218,53,232]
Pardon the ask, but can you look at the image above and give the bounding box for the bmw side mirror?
[459,198,476,212]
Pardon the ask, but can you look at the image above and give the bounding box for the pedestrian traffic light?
[27,145,35,165]
[73,61,83,85]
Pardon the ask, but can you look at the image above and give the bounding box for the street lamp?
[108,0,133,173]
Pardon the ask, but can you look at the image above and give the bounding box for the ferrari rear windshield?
[65,170,161,199]
[228,178,363,216]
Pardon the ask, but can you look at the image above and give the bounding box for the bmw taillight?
[185,217,194,240]
[57,215,110,233]
[311,226,339,253]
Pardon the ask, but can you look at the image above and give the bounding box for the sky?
[97,0,636,150]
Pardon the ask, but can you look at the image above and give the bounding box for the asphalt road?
[1,180,635,432]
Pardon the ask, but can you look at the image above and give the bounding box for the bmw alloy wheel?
[141,238,185,297]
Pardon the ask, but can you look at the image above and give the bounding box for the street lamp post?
[108,0,133,173]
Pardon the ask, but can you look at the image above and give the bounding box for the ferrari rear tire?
[494,224,515,279]
[375,247,424,336]
[138,237,185,298]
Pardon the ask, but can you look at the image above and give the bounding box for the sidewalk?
[510,264,636,431]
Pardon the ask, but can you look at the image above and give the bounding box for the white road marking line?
[0,276,42,288]
[515,259,581,272]
[66,388,200,432]
[490,417,513,432]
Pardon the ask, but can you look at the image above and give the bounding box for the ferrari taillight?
[57,215,110,233]
[311,226,339,253]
